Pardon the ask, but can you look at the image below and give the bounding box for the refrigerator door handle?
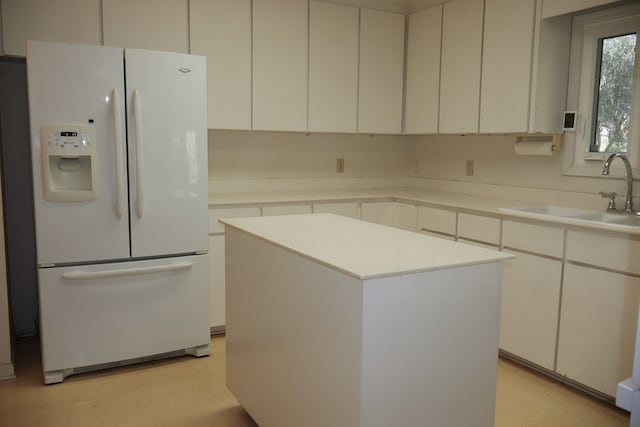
[112,88,125,220]
[61,261,193,280]
[132,89,144,218]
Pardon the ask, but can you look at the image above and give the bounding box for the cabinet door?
[312,202,360,219]
[103,0,189,53]
[261,204,313,216]
[361,202,394,227]
[480,0,536,133]
[308,1,359,133]
[500,250,562,370]
[457,213,501,246]
[418,206,457,237]
[209,234,225,330]
[358,9,405,134]
[253,0,308,131]
[439,0,484,134]
[190,0,251,130]
[557,263,640,396]
[1,0,101,56]
[392,203,418,232]
[404,5,442,134]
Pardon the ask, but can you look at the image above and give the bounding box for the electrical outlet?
[336,158,345,173]
[465,160,474,176]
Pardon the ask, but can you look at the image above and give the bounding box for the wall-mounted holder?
[513,134,563,156]
[40,124,97,202]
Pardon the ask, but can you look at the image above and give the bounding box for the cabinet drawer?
[457,213,500,245]
[209,206,261,234]
[261,204,312,216]
[566,230,640,275]
[418,206,456,236]
[502,220,563,258]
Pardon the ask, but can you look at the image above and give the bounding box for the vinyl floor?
[0,335,630,426]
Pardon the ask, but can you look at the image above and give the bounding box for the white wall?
[410,134,639,208]
[209,129,411,181]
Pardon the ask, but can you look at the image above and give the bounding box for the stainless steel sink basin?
[499,206,640,229]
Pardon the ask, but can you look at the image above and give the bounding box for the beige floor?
[0,335,630,427]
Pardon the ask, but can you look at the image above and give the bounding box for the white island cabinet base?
[222,214,512,427]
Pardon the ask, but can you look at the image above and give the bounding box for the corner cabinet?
[189,0,251,130]
[404,5,443,135]
[308,1,359,133]
[439,0,484,134]
[358,9,405,134]
[480,0,536,133]
[252,0,308,131]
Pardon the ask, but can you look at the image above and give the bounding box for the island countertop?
[219,213,514,280]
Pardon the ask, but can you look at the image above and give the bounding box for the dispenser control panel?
[45,130,93,153]
[40,124,97,202]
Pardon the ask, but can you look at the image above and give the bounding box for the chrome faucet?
[602,153,635,214]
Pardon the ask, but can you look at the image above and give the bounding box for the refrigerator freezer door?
[38,254,210,377]
[125,49,208,258]
[27,41,129,265]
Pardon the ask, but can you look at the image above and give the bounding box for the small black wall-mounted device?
[563,111,576,131]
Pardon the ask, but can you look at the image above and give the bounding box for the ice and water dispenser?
[40,124,97,202]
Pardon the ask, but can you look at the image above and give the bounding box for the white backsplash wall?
[410,134,639,208]
[209,130,411,180]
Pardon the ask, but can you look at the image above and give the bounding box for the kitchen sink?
[499,205,640,229]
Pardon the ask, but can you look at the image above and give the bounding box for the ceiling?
[323,0,449,14]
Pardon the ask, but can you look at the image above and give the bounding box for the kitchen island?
[221,214,513,427]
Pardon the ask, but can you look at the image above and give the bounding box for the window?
[564,3,640,177]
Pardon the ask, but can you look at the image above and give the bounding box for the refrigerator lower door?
[38,254,210,384]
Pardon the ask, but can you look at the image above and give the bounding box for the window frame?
[563,3,640,178]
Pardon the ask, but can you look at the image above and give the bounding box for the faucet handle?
[599,191,617,210]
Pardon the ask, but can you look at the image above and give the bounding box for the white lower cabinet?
[208,234,225,331]
[418,206,457,239]
[557,263,640,396]
[457,213,501,246]
[500,250,562,370]
[261,204,312,216]
[208,205,261,331]
[360,202,417,231]
[312,202,360,219]
[360,202,394,227]
[392,203,418,232]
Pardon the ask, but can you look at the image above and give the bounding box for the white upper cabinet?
[404,5,443,135]
[439,0,484,134]
[1,0,101,56]
[480,0,536,133]
[102,0,189,53]
[308,1,359,133]
[189,0,251,130]
[358,9,405,134]
[252,0,308,132]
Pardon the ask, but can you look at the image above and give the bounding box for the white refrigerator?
[26,41,210,384]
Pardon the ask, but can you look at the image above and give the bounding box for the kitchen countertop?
[210,187,640,236]
[220,214,514,280]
